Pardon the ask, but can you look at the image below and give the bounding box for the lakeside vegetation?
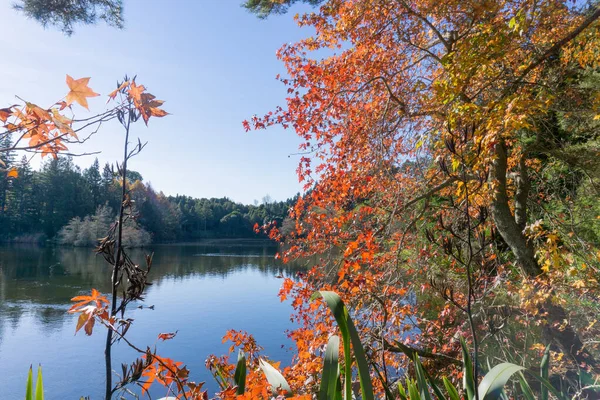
[0,153,295,245]
[2,0,600,399]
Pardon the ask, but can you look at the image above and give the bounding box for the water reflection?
[0,242,303,399]
[0,243,299,305]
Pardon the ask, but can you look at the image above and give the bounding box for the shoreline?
[0,237,278,248]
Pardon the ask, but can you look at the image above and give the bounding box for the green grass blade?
[234,350,247,395]
[517,372,535,400]
[311,291,375,400]
[35,365,44,400]
[413,356,432,400]
[211,364,229,391]
[460,337,475,400]
[259,358,293,397]
[407,379,422,400]
[398,381,408,400]
[419,357,447,400]
[522,370,566,400]
[540,344,550,400]
[335,371,343,400]
[478,363,525,400]
[443,377,461,400]
[25,365,33,400]
[319,335,340,400]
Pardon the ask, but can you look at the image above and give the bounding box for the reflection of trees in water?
[0,305,20,349]
[0,243,306,330]
[0,304,69,348]
[35,306,69,331]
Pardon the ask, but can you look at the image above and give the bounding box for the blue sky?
[0,1,314,204]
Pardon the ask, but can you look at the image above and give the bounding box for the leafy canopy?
[13,0,124,35]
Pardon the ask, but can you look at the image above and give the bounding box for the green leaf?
[407,379,422,400]
[443,377,461,400]
[311,291,375,400]
[259,358,293,397]
[420,360,447,400]
[335,373,343,400]
[319,335,340,400]
[478,363,525,400]
[540,344,550,400]
[413,356,432,400]
[517,372,535,400]
[522,371,566,400]
[234,350,247,395]
[460,337,475,400]
[509,17,516,29]
[25,365,33,400]
[35,365,44,400]
[398,381,408,400]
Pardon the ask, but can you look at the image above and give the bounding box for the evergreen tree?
[1,155,295,242]
[7,156,35,235]
[13,0,124,35]
[84,158,102,208]
[0,134,15,217]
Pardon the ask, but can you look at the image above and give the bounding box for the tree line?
[0,142,295,244]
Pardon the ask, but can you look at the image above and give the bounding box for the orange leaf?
[7,168,18,178]
[107,81,130,103]
[65,75,99,110]
[128,81,146,103]
[75,312,88,333]
[158,331,178,341]
[0,107,14,122]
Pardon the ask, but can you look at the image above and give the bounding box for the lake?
[0,241,302,399]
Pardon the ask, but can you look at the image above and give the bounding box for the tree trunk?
[490,143,538,276]
[490,141,595,369]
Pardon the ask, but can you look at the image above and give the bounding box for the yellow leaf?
[452,158,460,171]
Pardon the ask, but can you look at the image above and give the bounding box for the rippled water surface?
[0,242,301,399]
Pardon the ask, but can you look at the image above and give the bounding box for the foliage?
[58,205,151,248]
[397,347,563,400]
[5,0,600,399]
[244,0,600,397]
[242,0,323,18]
[13,0,124,35]
[25,365,44,400]
[66,285,569,399]
[0,154,295,242]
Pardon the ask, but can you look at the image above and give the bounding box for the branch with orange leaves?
[68,288,201,399]
[0,73,167,162]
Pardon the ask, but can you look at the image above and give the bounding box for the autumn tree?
[245,0,600,396]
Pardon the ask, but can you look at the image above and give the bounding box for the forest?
[0,148,295,244]
[3,0,600,399]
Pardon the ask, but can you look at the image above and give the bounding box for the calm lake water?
[0,242,302,399]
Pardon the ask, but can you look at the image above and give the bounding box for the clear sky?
[0,1,313,204]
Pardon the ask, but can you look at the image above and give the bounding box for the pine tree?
[84,158,102,208]
[8,156,35,234]
[0,133,15,216]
